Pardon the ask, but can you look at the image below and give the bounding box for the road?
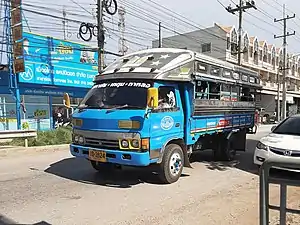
[0,126,299,225]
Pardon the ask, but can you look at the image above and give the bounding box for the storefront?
[0,85,88,131]
[0,32,98,131]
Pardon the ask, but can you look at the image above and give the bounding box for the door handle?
[175,123,180,127]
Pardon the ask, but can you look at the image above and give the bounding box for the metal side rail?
[259,157,300,225]
[0,130,37,147]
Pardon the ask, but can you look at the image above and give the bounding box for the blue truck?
[64,48,261,184]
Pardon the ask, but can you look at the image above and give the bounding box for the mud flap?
[183,147,192,168]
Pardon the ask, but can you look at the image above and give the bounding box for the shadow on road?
[0,214,51,225]
[190,138,260,175]
[44,158,189,188]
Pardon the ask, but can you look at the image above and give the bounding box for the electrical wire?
[120,2,230,55]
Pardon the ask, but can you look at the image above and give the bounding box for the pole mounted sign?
[10,0,25,73]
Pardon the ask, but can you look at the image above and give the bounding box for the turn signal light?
[141,138,149,150]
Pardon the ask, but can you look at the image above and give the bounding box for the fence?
[259,157,300,225]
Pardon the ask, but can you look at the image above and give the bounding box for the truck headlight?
[78,136,85,144]
[121,139,129,148]
[74,135,79,143]
[131,139,140,148]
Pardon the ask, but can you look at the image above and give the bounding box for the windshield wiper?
[78,104,88,110]
[106,104,129,112]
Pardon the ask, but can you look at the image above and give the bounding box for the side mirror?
[147,87,158,108]
[271,125,277,132]
[63,93,71,108]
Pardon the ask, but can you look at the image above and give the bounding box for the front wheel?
[158,144,184,184]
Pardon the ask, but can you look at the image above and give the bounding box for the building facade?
[152,23,300,120]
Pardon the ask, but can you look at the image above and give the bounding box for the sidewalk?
[0,144,69,157]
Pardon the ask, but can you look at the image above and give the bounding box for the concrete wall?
[152,26,227,60]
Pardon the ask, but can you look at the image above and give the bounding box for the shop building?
[0,32,98,131]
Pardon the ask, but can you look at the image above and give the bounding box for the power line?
[121,2,231,55]
[68,0,94,16]
[224,0,257,65]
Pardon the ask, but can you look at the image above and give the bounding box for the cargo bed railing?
[259,157,300,225]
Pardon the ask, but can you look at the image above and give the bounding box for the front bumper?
[70,144,151,166]
[253,147,300,172]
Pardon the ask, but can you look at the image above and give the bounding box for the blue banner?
[18,32,98,88]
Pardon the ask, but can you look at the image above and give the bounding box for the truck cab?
[66,48,261,184]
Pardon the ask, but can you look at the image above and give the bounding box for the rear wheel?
[158,144,184,184]
[213,136,236,161]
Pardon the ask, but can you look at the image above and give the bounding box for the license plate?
[89,150,106,162]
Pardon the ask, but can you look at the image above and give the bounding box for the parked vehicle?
[64,48,261,183]
[254,114,300,171]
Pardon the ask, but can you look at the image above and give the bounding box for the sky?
[1,0,300,65]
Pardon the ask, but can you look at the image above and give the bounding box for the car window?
[273,117,300,135]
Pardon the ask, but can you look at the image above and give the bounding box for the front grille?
[84,137,119,150]
[269,147,300,157]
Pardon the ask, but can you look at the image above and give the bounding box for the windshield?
[79,80,153,110]
[273,117,300,135]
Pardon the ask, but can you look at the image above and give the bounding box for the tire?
[213,137,236,161]
[90,160,115,172]
[158,144,184,184]
[104,0,117,15]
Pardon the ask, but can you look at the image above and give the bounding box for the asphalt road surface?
[1,126,299,225]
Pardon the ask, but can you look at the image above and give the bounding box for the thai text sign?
[19,32,98,88]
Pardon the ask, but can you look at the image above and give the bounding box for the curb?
[0,144,69,157]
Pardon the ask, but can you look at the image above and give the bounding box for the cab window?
[157,86,177,111]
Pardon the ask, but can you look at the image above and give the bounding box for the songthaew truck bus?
[63,48,261,184]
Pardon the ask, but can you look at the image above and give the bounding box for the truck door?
[149,84,184,156]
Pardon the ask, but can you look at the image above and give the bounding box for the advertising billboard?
[19,32,98,88]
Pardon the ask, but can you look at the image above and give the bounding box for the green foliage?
[22,122,30,130]
[9,127,72,147]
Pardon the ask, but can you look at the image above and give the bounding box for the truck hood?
[71,108,149,133]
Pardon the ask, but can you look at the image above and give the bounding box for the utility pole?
[118,6,127,55]
[62,6,67,40]
[274,4,295,120]
[158,22,162,48]
[97,0,104,72]
[226,0,257,65]
[276,67,281,122]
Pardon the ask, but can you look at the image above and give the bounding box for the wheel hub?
[169,152,182,176]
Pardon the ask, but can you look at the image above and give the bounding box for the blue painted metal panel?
[0,71,9,87]
[187,113,254,145]
[149,82,184,152]
[70,144,151,166]
[18,32,98,88]
[72,109,150,134]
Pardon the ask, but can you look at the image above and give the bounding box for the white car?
[253,115,300,170]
